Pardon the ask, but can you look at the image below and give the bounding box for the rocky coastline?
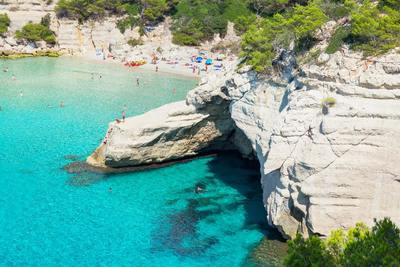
[2,0,400,241]
[88,48,400,239]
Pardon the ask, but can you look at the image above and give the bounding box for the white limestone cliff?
[88,49,400,239]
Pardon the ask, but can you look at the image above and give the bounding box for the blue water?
[0,57,282,266]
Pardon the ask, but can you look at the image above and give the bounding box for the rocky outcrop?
[88,49,400,239]
[87,71,256,168]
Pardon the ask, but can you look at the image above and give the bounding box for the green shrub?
[322,96,337,107]
[0,13,11,37]
[284,218,400,267]
[318,0,350,20]
[171,0,250,46]
[40,13,51,27]
[55,0,171,27]
[248,0,290,16]
[15,22,56,44]
[350,0,400,55]
[55,0,109,21]
[127,38,143,47]
[326,26,351,54]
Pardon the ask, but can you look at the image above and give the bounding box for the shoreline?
[0,53,208,80]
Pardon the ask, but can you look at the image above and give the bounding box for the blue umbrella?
[196,57,203,63]
[206,58,213,65]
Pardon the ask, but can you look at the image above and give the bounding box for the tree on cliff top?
[284,218,400,267]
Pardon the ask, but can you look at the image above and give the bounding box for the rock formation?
[88,49,400,239]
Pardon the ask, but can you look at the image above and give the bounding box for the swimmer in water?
[19,91,23,97]
[136,78,140,86]
[60,101,65,108]
[195,185,204,194]
[109,187,112,193]
[12,74,16,81]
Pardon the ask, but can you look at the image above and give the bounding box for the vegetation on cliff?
[15,14,56,44]
[284,218,400,267]
[52,0,399,72]
[171,0,251,45]
[240,0,400,72]
[0,13,10,37]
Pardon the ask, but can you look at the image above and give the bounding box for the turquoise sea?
[0,57,285,267]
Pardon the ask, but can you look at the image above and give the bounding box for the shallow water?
[0,57,284,266]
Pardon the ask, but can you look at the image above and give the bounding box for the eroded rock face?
[257,50,400,238]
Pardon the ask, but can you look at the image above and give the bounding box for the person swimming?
[60,101,65,108]
[195,185,205,194]
[136,78,140,86]
[19,91,23,97]
[12,74,16,81]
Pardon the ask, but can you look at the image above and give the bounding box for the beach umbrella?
[196,57,203,63]
[206,58,213,65]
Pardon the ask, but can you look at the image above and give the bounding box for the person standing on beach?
[156,65,159,72]
[122,110,126,122]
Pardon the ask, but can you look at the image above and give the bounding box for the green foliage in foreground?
[15,17,56,44]
[284,218,400,267]
[0,13,11,37]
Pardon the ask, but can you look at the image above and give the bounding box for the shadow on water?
[206,152,285,240]
[151,151,286,264]
[207,153,288,266]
